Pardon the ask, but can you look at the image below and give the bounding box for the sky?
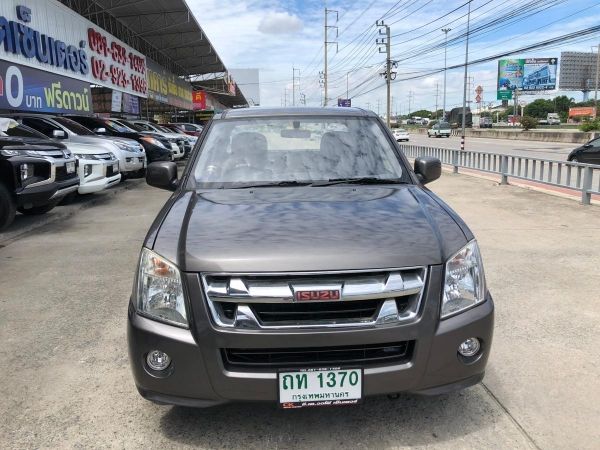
[186,0,600,113]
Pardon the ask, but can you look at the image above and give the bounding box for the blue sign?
[0,5,89,76]
[338,98,351,107]
[0,60,92,113]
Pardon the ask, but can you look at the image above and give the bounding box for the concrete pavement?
[407,134,576,160]
[0,174,598,449]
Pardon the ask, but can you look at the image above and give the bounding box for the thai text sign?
[0,60,91,113]
[0,1,147,97]
[147,58,192,109]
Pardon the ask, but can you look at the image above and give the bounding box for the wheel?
[18,200,59,216]
[0,183,16,231]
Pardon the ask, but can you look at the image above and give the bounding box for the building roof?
[60,0,226,76]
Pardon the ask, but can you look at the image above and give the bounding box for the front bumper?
[120,153,145,173]
[128,267,494,407]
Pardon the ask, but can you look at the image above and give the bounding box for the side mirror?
[93,127,107,134]
[146,162,178,191]
[414,156,441,185]
[52,129,67,139]
[583,143,592,148]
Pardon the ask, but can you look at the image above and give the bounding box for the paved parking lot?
[0,173,598,449]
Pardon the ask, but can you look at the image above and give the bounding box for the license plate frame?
[65,161,75,174]
[278,367,363,409]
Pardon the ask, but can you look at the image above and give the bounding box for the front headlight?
[0,149,20,157]
[442,240,486,319]
[113,141,128,150]
[140,136,166,148]
[136,248,187,327]
[74,153,97,160]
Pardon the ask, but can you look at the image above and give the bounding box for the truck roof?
[216,107,377,120]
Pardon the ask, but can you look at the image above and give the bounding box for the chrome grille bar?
[201,268,427,330]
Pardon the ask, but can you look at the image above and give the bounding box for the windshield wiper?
[227,180,313,189]
[312,177,410,186]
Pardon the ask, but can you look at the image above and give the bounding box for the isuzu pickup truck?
[128,107,494,409]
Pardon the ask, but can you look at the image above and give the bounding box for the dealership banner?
[192,90,206,110]
[147,58,193,110]
[0,0,147,97]
[0,60,91,113]
[497,58,557,99]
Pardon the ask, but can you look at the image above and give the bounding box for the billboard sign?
[559,52,598,91]
[0,60,91,113]
[0,1,147,97]
[569,107,596,118]
[192,90,206,110]
[338,98,351,107]
[146,58,193,110]
[497,58,557,99]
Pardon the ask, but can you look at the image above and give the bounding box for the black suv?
[0,119,79,230]
[66,115,172,163]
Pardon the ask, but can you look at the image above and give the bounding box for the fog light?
[84,164,93,177]
[458,338,480,357]
[20,163,33,181]
[146,350,171,371]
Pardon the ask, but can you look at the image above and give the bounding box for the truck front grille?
[201,268,426,330]
[223,341,414,370]
[55,165,78,182]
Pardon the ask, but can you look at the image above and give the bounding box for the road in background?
[407,133,575,160]
[0,175,598,449]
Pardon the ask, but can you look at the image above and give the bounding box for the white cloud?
[258,11,303,35]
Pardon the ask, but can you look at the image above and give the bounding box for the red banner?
[193,90,206,110]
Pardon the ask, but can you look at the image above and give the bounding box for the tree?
[409,109,433,118]
[524,99,554,119]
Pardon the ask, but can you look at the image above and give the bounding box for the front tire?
[18,200,59,216]
[0,183,16,231]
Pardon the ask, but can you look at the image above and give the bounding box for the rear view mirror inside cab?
[281,129,311,138]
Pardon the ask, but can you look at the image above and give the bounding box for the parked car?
[162,124,199,152]
[427,121,452,138]
[5,116,120,196]
[166,122,203,137]
[547,113,561,126]
[128,107,494,408]
[392,128,410,141]
[66,115,171,163]
[11,114,136,181]
[568,137,600,165]
[109,119,185,161]
[0,118,79,230]
[130,120,192,156]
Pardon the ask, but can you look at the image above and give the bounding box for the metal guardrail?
[399,144,600,205]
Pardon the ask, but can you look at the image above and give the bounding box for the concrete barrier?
[448,128,598,144]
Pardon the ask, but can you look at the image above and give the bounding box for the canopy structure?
[59,0,247,108]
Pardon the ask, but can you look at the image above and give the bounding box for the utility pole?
[461,1,472,151]
[594,43,599,118]
[377,20,394,127]
[292,67,300,106]
[435,82,440,119]
[324,8,338,106]
[408,91,414,117]
[346,71,350,99]
[442,28,451,120]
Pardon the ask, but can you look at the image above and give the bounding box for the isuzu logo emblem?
[294,290,341,301]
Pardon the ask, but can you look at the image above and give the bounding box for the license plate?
[65,161,75,173]
[278,368,362,409]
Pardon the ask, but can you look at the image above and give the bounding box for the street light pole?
[594,43,599,118]
[442,28,451,120]
[460,1,472,151]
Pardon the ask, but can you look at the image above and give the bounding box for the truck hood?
[151,186,469,273]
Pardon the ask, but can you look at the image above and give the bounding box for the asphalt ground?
[407,134,576,161]
[0,171,598,449]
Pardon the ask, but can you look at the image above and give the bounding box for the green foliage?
[523,99,554,118]
[579,120,600,132]
[409,109,433,118]
[520,116,538,131]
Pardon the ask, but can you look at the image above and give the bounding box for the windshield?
[53,117,95,135]
[192,117,408,188]
[438,122,451,129]
[115,120,143,132]
[156,125,173,133]
[106,119,137,132]
[0,118,48,139]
